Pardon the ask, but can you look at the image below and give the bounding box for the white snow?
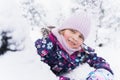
[0,0,120,80]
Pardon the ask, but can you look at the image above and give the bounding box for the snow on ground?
[0,0,120,80]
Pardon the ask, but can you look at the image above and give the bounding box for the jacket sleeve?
[83,45,114,80]
[86,52,113,74]
[35,37,54,62]
[86,54,114,80]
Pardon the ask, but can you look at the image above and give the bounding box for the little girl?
[35,11,114,80]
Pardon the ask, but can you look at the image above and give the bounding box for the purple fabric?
[35,33,113,80]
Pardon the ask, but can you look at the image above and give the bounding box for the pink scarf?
[51,28,81,55]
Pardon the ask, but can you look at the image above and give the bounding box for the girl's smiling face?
[60,29,84,49]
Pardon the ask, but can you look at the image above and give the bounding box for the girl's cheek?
[78,41,83,46]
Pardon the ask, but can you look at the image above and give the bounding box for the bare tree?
[22,0,47,27]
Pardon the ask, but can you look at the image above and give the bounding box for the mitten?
[87,69,114,80]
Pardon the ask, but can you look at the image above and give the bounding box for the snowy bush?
[0,27,24,55]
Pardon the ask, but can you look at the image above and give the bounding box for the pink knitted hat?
[58,11,91,39]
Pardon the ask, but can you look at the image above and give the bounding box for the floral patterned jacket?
[35,28,114,80]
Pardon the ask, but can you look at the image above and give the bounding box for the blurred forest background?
[0,0,120,80]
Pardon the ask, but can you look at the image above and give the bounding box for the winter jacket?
[35,29,114,80]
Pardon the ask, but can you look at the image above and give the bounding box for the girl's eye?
[79,35,84,40]
[79,35,82,38]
